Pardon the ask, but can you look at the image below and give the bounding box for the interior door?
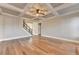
[38,23,41,36]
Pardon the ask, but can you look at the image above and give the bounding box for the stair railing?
[23,20,33,35]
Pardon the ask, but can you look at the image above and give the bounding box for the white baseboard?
[0,35,32,41]
[42,35,79,44]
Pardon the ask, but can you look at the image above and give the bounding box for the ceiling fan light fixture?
[26,4,49,17]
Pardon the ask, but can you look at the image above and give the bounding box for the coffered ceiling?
[0,3,78,22]
[50,3,64,8]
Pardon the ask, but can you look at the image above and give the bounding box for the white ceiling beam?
[39,16,56,22]
[60,10,79,16]
[55,3,76,11]
[1,12,27,20]
[46,3,59,16]
[0,3,25,18]
[0,3,23,12]
[2,12,19,17]
[19,4,35,22]
[19,4,27,16]
[0,9,31,21]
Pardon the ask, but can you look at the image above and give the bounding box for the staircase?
[23,20,33,35]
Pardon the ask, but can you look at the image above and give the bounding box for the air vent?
[9,3,27,9]
[57,4,79,15]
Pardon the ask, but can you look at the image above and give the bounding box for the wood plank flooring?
[0,35,79,55]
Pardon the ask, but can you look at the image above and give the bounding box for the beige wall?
[41,13,79,40]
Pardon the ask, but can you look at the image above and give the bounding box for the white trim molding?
[42,35,79,44]
[0,35,32,42]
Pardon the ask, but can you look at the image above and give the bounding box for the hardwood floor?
[0,35,79,55]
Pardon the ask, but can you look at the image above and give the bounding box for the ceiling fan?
[27,4,48,17]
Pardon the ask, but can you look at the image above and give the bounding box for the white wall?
[41,13,79,40]
[0,15,31,41]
